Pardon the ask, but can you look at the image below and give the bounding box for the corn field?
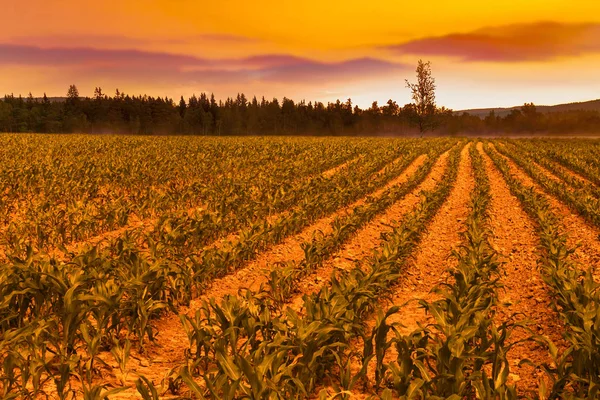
[0,134,599,399]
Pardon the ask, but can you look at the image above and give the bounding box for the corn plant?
[487,141,600,399]
[173,144,464,399]
[362,144,521,399]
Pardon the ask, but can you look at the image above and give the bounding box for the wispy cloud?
[6,33,262,48]
[386,22,600,62]
[190,33,261,43]
[254,57,403,83]
[0,44,407,86]
[0,44,211,67]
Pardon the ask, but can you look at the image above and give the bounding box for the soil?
[382,143,473,335]
[490,144,600,281]
[348,142,474,393]
[101,152,430,397]
[10,139,600,399]
[289,150,450,313]
[482,143,567,396]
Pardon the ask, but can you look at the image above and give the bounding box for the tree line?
[1,60,598,135]
[2,89,597,135]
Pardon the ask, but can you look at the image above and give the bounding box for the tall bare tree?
[405,60,437,134]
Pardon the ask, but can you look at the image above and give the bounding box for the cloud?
[230,54,308,69]
[7,33,261,48]
[0,44,211,67]
[0,44,407,86]
[254,57,404,83]
[386,22,600,62]
[188,33,261,43]
[82,58,406,86]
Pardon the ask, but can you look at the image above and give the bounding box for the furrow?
[481,143,567,395]
[490,144,600,281]
[98,152,431,396]
[351,142,474,392]
[383,143,473,333]
[288,150,450,313]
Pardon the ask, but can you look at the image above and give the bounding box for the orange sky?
[1,0,600,109]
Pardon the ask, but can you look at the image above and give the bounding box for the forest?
[1,85,599,135]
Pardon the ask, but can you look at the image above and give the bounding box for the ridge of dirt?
[322,156,361,178]
[287,150,452,314]
[379,143,474,334]
[346,142,474,394]
[99,152,429,398]
[490,144,600,281]
[545,157,596,187]
[482,143,567,395]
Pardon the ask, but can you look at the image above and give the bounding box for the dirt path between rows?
[545,158,596,187]
[322,156,360,178]
[288,150,451,314]
[490,144,600,282]
[191,153,428,305]
[103,152,429,398]
[482,143,566,396]
[381,143,473,333]
[346,142,474,395]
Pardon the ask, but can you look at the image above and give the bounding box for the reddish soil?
[490,144,600,282]
[380,143,473,333]
[100,152,429,398]
[322,156,360,178]
[483,143,567,396]
[348,143,474,394]
[289,150,450,313]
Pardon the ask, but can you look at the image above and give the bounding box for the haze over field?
[1,0,600,109]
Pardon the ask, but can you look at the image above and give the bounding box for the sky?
[1,0,600,109]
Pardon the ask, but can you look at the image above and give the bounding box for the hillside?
[459,99,600,117]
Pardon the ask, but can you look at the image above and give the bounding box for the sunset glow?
[2,0,600,109]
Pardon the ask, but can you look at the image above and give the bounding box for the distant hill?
[34,96,67,103]
[458,99,600,118]
[45,97,67,103]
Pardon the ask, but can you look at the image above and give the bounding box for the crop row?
[266,144,452,304]
[0,136,378,253]
[148,140,431,261]
[486,143,600,399]
[0,138,453,398]
[171,144,463,398]
[357,143,520,399]
[515,139,600,187]
[492,142,600,230]
[506,141,600,199]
